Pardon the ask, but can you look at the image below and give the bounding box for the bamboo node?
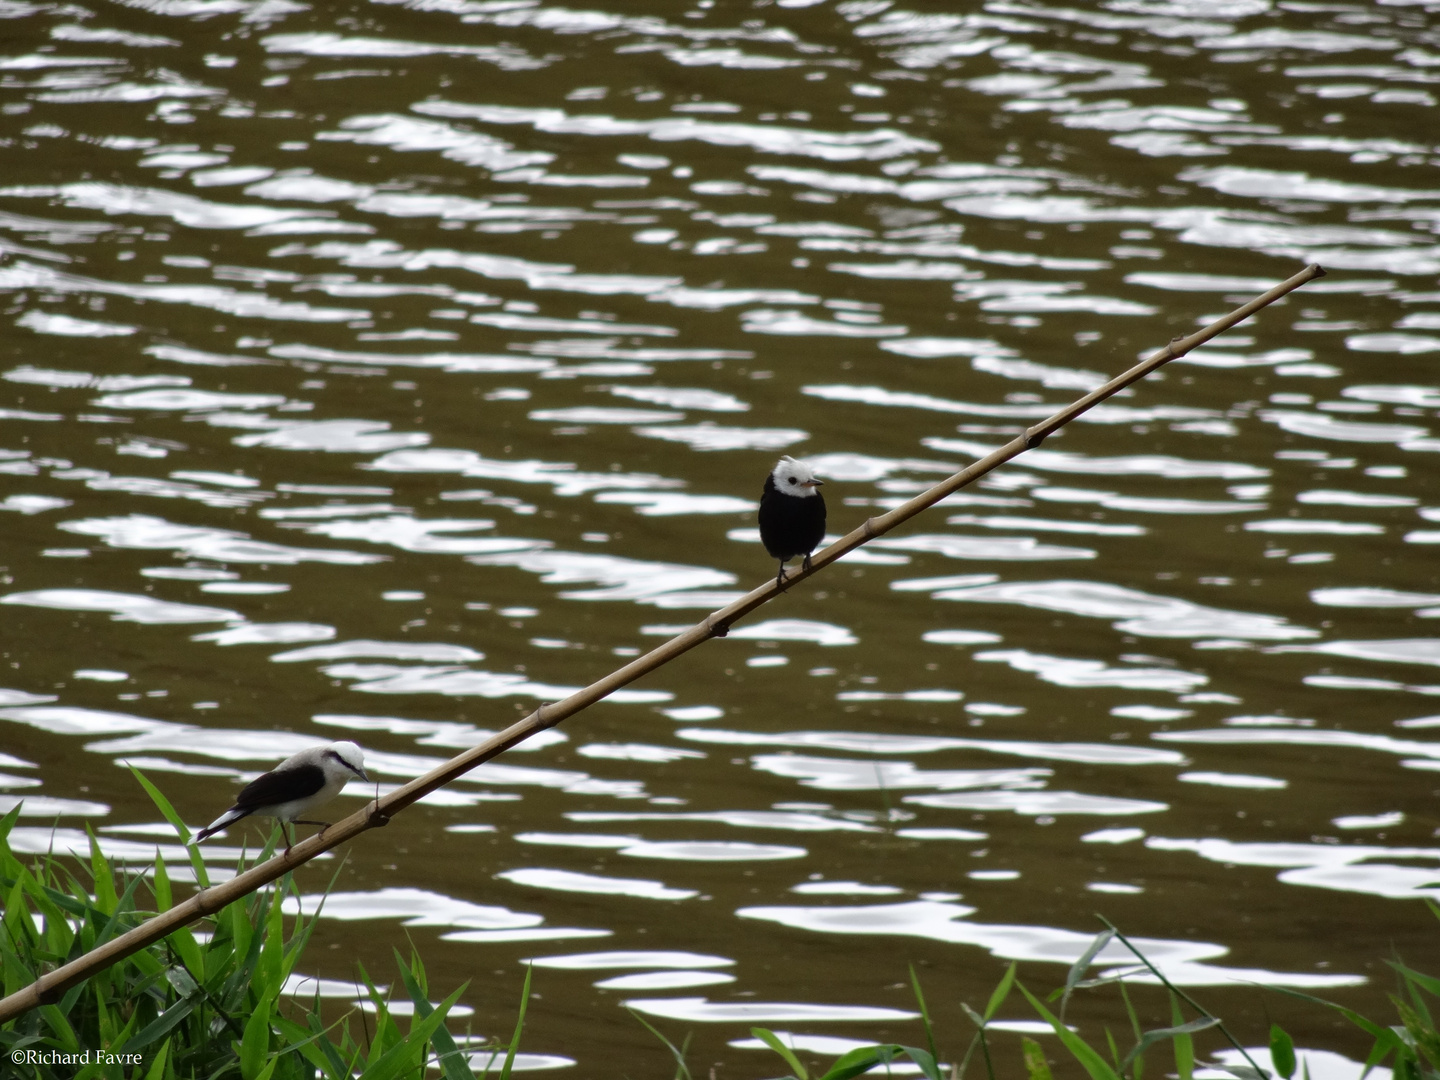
[368,801,391,827]
[1024,428,1047,450]
[708,619,730,639]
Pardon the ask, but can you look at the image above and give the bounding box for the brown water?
[3,0,1440,1074]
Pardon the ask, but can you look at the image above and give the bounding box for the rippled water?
[3,0,1440,1072]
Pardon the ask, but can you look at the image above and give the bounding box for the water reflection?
[2,0,1437,1067]
[738,899,1360,989]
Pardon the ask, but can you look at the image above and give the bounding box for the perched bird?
[758,455,826,587]
[193,741,370,856]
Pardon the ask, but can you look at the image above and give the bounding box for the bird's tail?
[193,807,247,844]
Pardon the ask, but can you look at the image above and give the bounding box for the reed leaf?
[359,984,466,1080]
[752,1027,810,1080]
[1267,1023,1296,1080]
[1117,1017,1219,1078]
[910,963,938,1065]
[1021,1036,1054,1080]
[395,947,474,1080]
[1017,981,1123,1080]
[498,961,534,1080]
[128,764,210,890]
[984,962,1018,1023]
[1059,930,1115,1020]
[629,1008,693,1080]
[238,985,276,1080]
[819,1043,903,1080]
[1170,994,1194,1080]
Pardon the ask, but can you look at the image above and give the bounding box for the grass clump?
[0,781,523,1080]
[723,906,1440,1080]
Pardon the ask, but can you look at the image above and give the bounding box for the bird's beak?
[804,479,824,488]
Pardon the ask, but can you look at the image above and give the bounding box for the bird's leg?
[775,561,788,590]
[801,552,813,575]
[293,817,332,840]
[281,822,294,858]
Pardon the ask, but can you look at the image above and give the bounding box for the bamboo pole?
[0,262,1325,1023]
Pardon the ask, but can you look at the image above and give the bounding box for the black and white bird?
[193,741,370,856]
[758,455,826,587]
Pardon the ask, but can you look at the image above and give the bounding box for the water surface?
[3,0,1440,1073]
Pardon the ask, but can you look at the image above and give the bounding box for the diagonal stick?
[0,262,1326,1023]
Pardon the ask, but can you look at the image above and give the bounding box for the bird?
[758,455,826,588]
[193,741,370,856]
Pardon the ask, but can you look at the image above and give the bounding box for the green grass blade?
[272,1013,350,1079]
[1170,993,1194,1080]
[239,986,276,1080]
[1270,1023,1296,1079]
[259,884,285,996]
[897,1043,943,1080]
[92,870,148,957]
[1021,1036,1054,1080]
[1061,931,1115,1021]
[394,947,473,1080]
[956,1032,982,1080]
[125,993,201,1053]
[150,850,171,913]
[1098,916,1268,1080]
[629,1008,693,1080]
[1263,983,1396,1043]
[985,962,1018,1023]
[909,964,939,1065]
[87,829,118,915]
[128,764,210,889]
[1104,1028,1120,1071]
[2,873,34,955]
[1118,1017,1220,1077]
[1017,981,1122,1080]
[142,1038,172,1080]
[0,802,22,846]
[40,1002,81,1054]
[818,1044,902,1080]
[358,963,402,1060]
[1388,960,1440,1001]
[359,984,467,1080]
[752,1027,810,1080]
[1118,981,1143,1080]
[498,962,533,1080]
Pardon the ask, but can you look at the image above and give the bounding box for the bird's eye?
[788,477,797,485]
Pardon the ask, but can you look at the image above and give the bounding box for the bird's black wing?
[759,484,826,560]
[804,489,826,551]
[233,763,327,811]
[758,475,788,558]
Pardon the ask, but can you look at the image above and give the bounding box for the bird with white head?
[758,455,827,588]
[193,741,370,856]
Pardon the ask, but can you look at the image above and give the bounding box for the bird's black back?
[233,763,327,811]
[759,474,826,560]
